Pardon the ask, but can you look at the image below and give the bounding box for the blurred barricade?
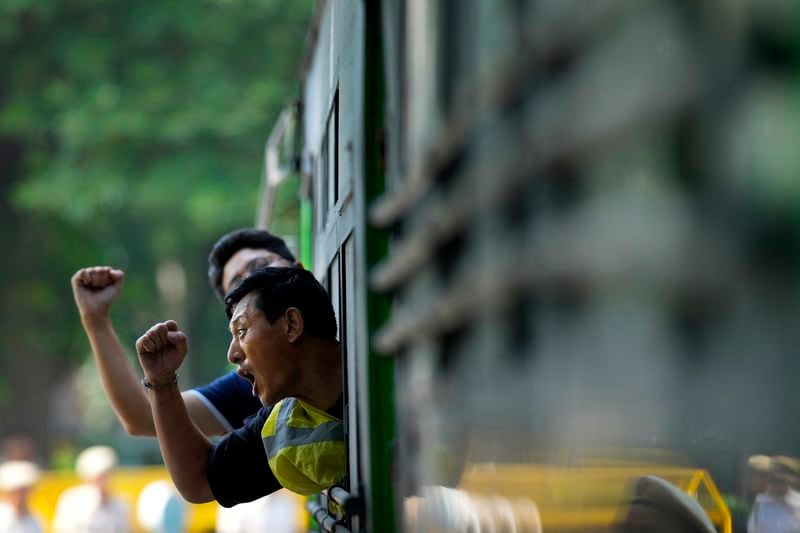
[28,467,215,533]
[459,462,730,532]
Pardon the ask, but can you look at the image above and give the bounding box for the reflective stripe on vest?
[263,398,344,456]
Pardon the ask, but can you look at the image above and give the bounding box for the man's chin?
[260,391,283,408]
[254,384,271,406]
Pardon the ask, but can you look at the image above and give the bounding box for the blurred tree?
[0,0,312,460]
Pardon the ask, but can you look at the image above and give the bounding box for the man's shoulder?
[212,404,273,444]
[786,489,800,507]
[191,370,263,430]
[755,492,778,505]
[194,370,252,397]
[754,491,800,508]
[243,404,273,431]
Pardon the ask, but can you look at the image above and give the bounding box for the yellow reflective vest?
[261,397,346,496]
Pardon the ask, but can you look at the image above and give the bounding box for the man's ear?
[284,307,304,343]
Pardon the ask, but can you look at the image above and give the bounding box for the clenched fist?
[136,320,188,385]
[71,266,124,321]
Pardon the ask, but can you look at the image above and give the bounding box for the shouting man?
[136,267,344,504]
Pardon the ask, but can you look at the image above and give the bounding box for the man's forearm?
[81,315,157,436]
[148,385,215,503]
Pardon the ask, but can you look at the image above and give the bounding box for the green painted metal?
[300,196,313,270]
[363,1,396,530]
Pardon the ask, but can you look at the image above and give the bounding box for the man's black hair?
[207,228,296,300]
[225,267,337,342]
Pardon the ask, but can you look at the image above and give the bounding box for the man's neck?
[768,485,789,498]
[292,339,343,412]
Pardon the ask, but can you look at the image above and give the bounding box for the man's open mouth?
[237,368,255,386]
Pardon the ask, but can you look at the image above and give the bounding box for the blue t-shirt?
[189,371,263,431]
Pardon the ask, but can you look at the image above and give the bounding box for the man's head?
[747,455,772,497]
[75,445,117,491]
[0,460,39,509]
[224,267,338,406]
[207,228,297,300]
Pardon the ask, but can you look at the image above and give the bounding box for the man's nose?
[227,338,243,365]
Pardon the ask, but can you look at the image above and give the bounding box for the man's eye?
[236,328,247,339]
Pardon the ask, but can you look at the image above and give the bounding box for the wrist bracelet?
[142,373,179,391]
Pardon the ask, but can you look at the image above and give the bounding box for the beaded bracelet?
[141,373,179,391]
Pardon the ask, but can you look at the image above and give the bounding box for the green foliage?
[0,0,313,451]
[1,0,311,227]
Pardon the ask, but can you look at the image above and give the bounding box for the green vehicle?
[258,2,800,532]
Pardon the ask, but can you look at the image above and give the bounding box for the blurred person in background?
[70,228,298,437]
[616,475,715,533]
[134,267,343,505]
[52,445,131,533]
[747,455,773,501]
[748,456,800,533]
[724,455,776,533]
[0,461,42,533]
[216,490,305,533]
[136,480,186,533]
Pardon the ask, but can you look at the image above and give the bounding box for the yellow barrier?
[459,463,732,532]
[28,466,217,533]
